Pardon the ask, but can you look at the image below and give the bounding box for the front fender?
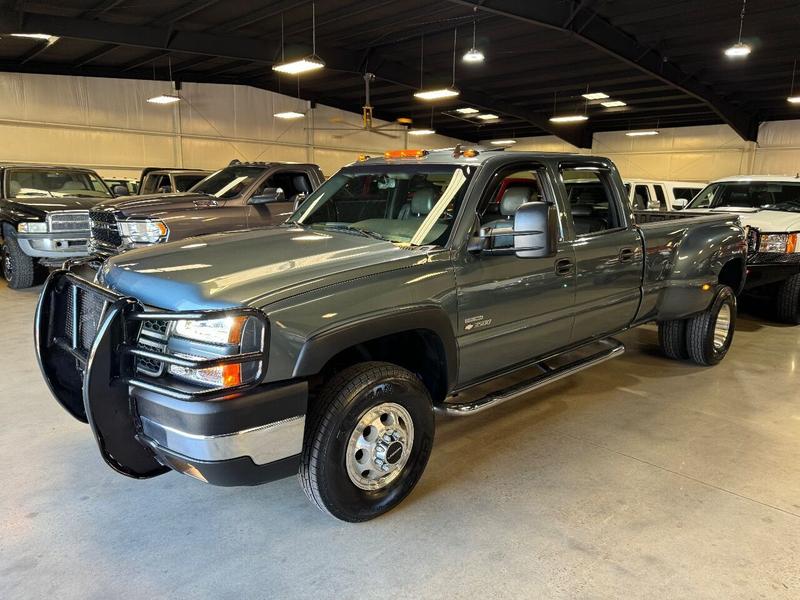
[292,305,458,389]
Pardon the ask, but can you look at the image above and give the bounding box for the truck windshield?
[290,164,474,246]
[688,182,800,212]
[190,166,265,199]
[7,169,112,198]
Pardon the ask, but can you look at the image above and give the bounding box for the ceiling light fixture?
[549,115,588,123]
[273,3,325,74]
[625,130,659,136]
[11,33,57,41]
[456,107,480,114]
[462,7,485,63]
[415,28,461,101]
[582,92,609,100]
[409,128,436,136]
[476,113,499,120]
[147,94,180,105]
[601,100,627,108]
[724,0,751,58]
[788,96,800,104]
[490,139,516,145]
[788,60,800,104]
[274,111,305,119]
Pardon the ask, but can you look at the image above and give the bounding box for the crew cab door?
[454,162,576,384]
[560,163,643,342]
[247,168,315,226]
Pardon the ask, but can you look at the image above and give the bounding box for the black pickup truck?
[0,164,113,288]
[36,147,746,521]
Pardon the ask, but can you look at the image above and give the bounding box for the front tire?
[686,285,736,366]
[300,362,434,522]
[775,273,800,324]
[2,232,35,289]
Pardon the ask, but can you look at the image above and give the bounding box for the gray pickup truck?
[36,147,745,522]
[89,161,324,257]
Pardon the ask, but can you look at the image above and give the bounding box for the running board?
[435,338,625,417]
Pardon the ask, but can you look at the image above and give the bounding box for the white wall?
[488,120,800,182]
[0,73,464,179]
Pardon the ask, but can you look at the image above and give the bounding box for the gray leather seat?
[399,188,437,219]
[484,187,530,247]
[571,203,607,234]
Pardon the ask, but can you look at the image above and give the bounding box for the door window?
[477,167,544,249]
[633,185,651,210]
[653,185,667,210]
[561,167,623,235]
[264,171,314,203]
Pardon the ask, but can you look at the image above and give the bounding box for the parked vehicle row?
[624,179,705,211]
[35,147,746,522]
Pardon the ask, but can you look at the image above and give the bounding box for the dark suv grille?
[90,210,122,247]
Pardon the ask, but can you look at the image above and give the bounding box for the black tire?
[2,232,35,289]
[775,273,800,324]
[686,285,736,366]
[300,361,434,522]
[657,319,688,360]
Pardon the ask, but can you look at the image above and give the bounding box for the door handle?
[554,258,574,276]
[619,247,635,262]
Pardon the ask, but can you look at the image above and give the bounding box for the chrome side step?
[436,338,625,417]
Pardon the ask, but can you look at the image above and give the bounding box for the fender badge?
[464,315,492,330]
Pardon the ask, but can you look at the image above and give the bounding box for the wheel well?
[718,258,745,295]
[312,329,449,405]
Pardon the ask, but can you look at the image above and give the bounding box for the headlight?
[17,222,47,233]
[758,233,799,253]
[118,219,168,243]
[168,316,264,388]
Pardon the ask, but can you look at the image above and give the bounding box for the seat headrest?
[571,204,593,217]
[411,188,437,215]
[9,180,21,196]
[500,187,531,216]
[293,175,311,194]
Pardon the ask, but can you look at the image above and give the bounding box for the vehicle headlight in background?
[118,219,168,243]
[168,316,265,388]
[758,233,799,253]
[17,222,48,233]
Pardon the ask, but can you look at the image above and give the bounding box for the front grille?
[746,227,759,254]
[90,210,122,247]
[135,318,170,376]
[64,284,106,354]
[48,211,90,233]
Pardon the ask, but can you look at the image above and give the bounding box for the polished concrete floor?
[2,283,799,599]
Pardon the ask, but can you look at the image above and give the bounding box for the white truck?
[684,175,800,323]
[624,179,705,211]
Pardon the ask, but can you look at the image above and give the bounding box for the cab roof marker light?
[384,149,429,159]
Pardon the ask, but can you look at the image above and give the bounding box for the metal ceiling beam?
[7,10,591,147]
[446,0,759,141]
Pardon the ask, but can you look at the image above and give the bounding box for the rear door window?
[561,167,624,236]
[633,185,651,210]
[653,185,667,210]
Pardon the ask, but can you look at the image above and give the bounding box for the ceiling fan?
[306,73,412,139]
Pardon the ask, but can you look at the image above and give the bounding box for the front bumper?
[744,252,800,289]
[35,269,307,486]
[17,233,90,259]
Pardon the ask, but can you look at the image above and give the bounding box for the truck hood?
[683,207,800,232]
[9,195,107,211]
[100,226,426,310]
[92,192,207,217]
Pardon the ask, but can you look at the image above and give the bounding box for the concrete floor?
[1,284,799,599]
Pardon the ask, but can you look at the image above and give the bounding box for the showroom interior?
[1,0,799,598]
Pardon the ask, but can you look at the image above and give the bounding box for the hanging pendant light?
[462,8,485,63]
[273,3,326,74]
[415,29,461,101]
[724,0,751,58]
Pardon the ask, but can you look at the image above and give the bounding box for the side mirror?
[513,201,557,259]
[672,198,688,210]
[112,184,129,197]
[249,187,285,205]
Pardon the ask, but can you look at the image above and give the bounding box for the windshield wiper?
[320,224,392,241]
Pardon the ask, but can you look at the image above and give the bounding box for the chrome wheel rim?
[713,303,731,350]
[345,402,414,491]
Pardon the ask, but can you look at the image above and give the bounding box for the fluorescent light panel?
[582,92,609,100]
[625,130,659,136]
[787,96,800,104]
[147,94,181,104]
[11,33,57,41]
[549,115,588,123]
[408,129,436,135]
[476,113,499,120]
[414,87,460,100]
[274,111,305,119]
[601,100,627,108]
[272,56,325,74]
[456,107,480,114]
[490,140,516,145]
